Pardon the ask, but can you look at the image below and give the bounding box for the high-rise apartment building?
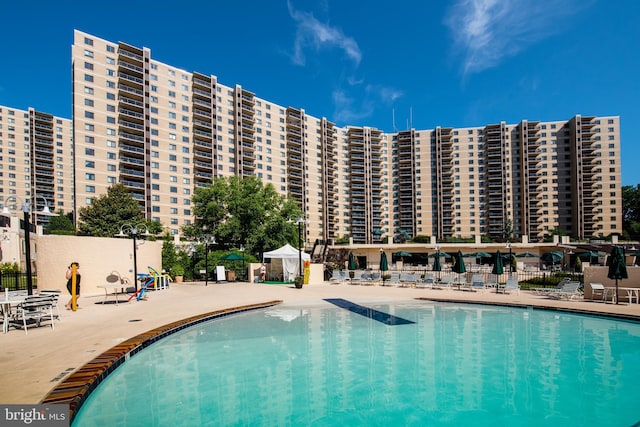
[3,29,621,245]
[0,106,74,221]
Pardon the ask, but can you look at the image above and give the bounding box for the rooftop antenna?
[410,106,413,130]
[392,108,397,132]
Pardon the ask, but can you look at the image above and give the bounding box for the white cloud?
[287,1,361,66]
[445,0,585,75]
[332,89,373,124]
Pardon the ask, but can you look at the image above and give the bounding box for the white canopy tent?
[263,244,310,281]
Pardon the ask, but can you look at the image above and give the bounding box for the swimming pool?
[73,300,640,426]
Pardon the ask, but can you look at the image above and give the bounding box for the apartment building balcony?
[118,82,144,100]
[118,107,144,121]
[241,94,255,107]
[34,160,54,170]
[118,71,143,85]
[120,167,145,178]
[121,179,145,190]
[193,87,212,98]
[117,60,144,74]
[194,159,213,169]
[195,171,213,180]
[118,119,144,132]
[193,108,212,119]
[119,143,144,156]
[118,96,144,110]
[194,149,213,160]
[192,75,212,89]
[193,98,212,108]
[120,155,144,166]
[34,146,53,156]
[35,176,54,185]
[118,45,143,62]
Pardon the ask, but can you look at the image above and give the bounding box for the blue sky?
[2,0,639,184]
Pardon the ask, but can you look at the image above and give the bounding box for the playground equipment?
[127,266,170,302]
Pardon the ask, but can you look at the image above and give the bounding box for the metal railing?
[0,272,37,292]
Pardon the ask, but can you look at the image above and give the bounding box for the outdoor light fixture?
[115,223,153,292]
[3,196,57,295]
[202,234,216,287]
[289,215,306,280]
[506,243,513,275]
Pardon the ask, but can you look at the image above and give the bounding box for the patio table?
[0,296,27,333]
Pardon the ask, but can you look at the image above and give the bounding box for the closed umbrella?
[452,250,466,289]
[492,250,504,294]
[607,246,628,304]
[432,252,442,280]
[452,250,466,274]
[379,252,389,272]
[348,252,357,270]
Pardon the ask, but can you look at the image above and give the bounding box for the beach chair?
[329,270,347,284]
[531,278,570,295]
[469,274,487,292]
[438,274,455,289]
[502,277,520,295]
[398,272,418,288]
[349,270,364,285]
[416,274,436,289]
[384,272,401,286]
[38,289,62,320]
[547,282,582,300]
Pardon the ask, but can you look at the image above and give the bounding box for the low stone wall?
[37,235,162,297]
[583,266,640,299]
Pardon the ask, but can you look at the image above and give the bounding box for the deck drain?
[128,319,142,322]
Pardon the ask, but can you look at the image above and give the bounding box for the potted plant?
[171,264,185,283]
[382,273,391,284]
[294,276,304,289]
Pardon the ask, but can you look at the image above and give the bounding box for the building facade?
[0,29,622,247]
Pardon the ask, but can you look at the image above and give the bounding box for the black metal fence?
[0,272,35,291]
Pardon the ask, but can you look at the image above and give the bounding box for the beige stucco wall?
[37,235,162,297]
[583,266,640,299]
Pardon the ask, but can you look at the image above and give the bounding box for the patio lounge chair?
[547,281,583,300]
[469,274,487,292]
[531,278,571,295]
[416,274,436,289]
[11,294,57,335]
[398,272,419,288]
[329,270,348,284]
[438,274,455,289]
[502,277,520,295]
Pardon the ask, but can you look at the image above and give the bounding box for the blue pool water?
[74,301,640,426]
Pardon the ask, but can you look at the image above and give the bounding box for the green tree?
[183,176,302,258]
[622,184,640,239]
[45,210,75,235]
[77,184,162,237]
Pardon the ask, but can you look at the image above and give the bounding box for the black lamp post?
[115,223,151,292]
[203,234,215,287]
[240,245,245,281]
[3,196,57,295]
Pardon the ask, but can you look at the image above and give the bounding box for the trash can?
[226,270,236,281]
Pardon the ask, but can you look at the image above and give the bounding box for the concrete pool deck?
[2,280,640,406]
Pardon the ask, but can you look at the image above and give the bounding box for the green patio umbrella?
[516,252,539,258]
[577,251,603,264]
[221,253,245,261]
[541,250,564,270]
[348,252,357,270]
[379,251,389,272]
[393,251,412,258]
[607,246,628,305]
[492,250,504,294]
[429,252,452,259]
